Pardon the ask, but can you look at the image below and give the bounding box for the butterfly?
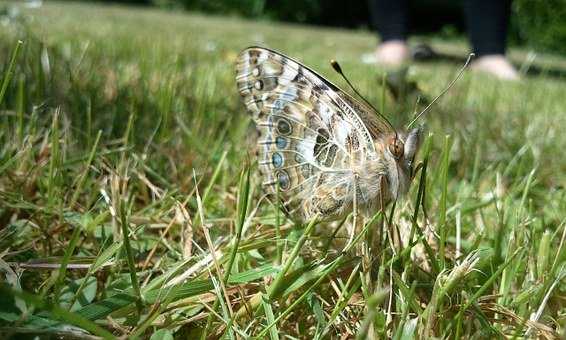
[235,46,421,223]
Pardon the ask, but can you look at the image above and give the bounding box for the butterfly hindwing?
[236,47,385,221]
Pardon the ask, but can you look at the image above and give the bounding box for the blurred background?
[83,0,566,54]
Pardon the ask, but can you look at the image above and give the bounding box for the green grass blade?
[267,216,318,299]
[76,293,137,321]
[1,286,115,339]
[224,165,250,285]
[69,130,102,207]
[47,109,61,209]
[261,294,280,340]
[454,248,523,337]
[256,222,370,339]
[202,150,228,205]
[119,201,144,316]
[438,134,452,270]
[53,225,82,303]
[0,40,23,105]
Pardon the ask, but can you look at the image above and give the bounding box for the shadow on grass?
[412,44,566,79]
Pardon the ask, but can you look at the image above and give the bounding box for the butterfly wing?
[335,90,395,140]
[236,46,383,222]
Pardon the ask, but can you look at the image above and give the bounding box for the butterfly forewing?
[335,92,395,140]
[236,47,391,222]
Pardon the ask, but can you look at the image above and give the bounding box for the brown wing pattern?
[335,91,395,140]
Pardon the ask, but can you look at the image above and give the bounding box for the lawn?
[0,1,565,339]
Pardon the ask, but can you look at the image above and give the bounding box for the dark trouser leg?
[369,0,409,42]
[464,0,512,56]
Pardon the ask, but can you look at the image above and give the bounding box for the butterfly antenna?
[330,59,395,131]
[406,53,475,129]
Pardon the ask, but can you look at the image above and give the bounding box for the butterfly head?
[383,127,421,197]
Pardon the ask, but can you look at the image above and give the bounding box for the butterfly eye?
[388,138,404,159]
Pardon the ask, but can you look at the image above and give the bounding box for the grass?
[0,1,565,338]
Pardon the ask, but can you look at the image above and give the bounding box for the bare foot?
[471,55,520,80]
[374,40,410,67]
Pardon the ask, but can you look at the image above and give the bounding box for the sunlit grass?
[0,1,564,338]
